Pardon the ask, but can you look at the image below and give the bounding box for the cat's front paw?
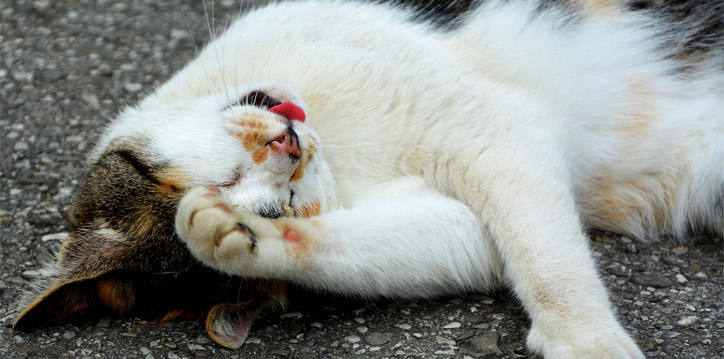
[526,317,643,359]
[175,186,290,275]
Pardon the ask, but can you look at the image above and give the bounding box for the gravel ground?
[1,1,723,358]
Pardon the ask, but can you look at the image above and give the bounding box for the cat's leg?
[176,180,501,298]
[451,145,645,359]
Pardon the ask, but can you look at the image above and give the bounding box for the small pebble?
[434,349,455,355]
[435,336,456,346]
[124,83,143,93]
[280,311,303,319]
[694,271,708,279]
[365,332,393,346]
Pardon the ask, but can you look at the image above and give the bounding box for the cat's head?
[97,81,337,218]
[14,82,335,349]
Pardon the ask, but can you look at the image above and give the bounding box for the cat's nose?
[269,127,301,159]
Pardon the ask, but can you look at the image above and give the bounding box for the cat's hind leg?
[445,140,645,359]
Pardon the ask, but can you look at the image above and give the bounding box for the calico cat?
[14,0,723,358]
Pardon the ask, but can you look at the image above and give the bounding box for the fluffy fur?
[16,0,723,358]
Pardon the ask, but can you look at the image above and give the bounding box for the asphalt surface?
[1,1,722,358]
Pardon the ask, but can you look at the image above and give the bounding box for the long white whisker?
[203,0,236,116]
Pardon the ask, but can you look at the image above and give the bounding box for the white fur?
[95,0,723,357]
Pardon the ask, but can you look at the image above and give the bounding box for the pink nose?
[269,101,306,123]
[270,128,301,159]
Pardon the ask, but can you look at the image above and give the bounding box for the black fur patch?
[629,0,724,65]
[382,0,481,29]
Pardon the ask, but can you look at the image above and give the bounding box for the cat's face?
[99,82,336,218]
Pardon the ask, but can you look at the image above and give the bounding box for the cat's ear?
[13,278,99,331]
[205,301,261,349]
[13,228,141,331]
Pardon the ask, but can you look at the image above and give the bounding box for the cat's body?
[15,0,723,358]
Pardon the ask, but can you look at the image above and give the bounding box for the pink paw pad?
[283,229,301,243]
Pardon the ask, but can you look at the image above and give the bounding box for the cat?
[14,0,723,358]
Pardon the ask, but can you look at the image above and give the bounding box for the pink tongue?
[269,102,306,123]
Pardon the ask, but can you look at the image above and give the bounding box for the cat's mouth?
[236,91,306,123]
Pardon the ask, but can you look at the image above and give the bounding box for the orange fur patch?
[252,147,269,164]
[237,114,269,130]
[618,81,658,137]
[97,277,135,315]
[156,167,188,195]
[565,0,619,15]
[237,115,274,164]
[290,142,317,182]
[156,308,198,322]
[240,132,265,152]
[588,173,679,234]
[294,201,321,218]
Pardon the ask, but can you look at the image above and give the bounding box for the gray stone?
[436,336,456,346]
[124,83,143,93]
[344,335,360,343]
[460,333,504,357]
[630,274,673,288]
[365,332,393,346]
[675,274,688,283]
[14,141,29,151]
[12,71,34,83]
[676,316,698,326]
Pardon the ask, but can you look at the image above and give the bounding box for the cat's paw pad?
[175,186,261,268]
[526,319,644,359]
[176,186,297,275]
